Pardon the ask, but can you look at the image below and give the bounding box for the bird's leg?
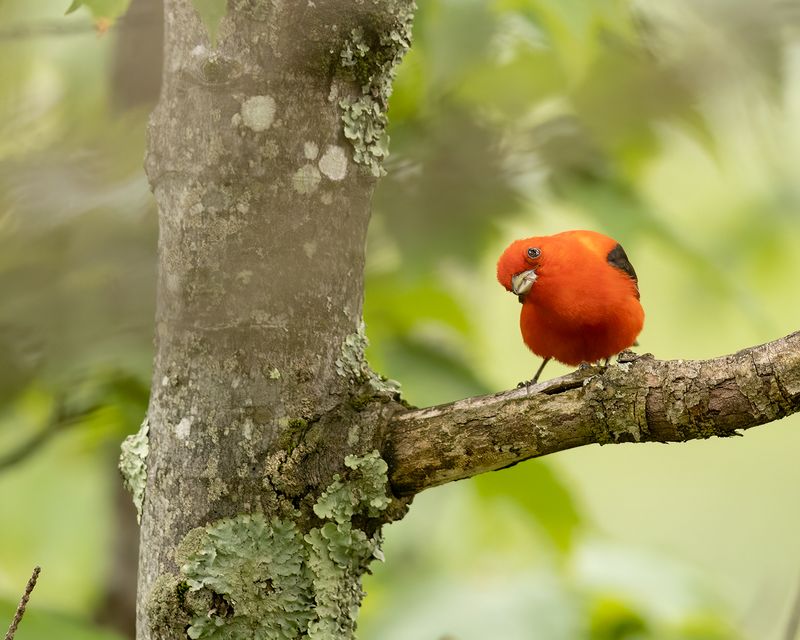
[517,357,552,387]
[602,357,610,369]
[532,357,551,383]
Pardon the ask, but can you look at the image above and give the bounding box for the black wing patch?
[607,243,639,299]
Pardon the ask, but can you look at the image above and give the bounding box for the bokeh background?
[1,0,800,638]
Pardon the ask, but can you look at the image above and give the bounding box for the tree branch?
[386,331,800,496]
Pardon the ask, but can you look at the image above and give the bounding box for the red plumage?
[497,230,644,370]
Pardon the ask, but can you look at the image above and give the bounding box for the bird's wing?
[606,243,639,299]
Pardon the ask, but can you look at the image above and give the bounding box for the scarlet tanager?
[496,230,644,383]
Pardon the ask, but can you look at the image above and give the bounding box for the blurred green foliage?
[2,0,800,638]
[65,0,130,22]
[0,599,122,640]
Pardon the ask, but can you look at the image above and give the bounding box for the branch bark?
[386,331,800,496]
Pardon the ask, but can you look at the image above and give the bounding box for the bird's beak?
[511,269,537,296]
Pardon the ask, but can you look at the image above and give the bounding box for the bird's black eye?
[527,247,541,259]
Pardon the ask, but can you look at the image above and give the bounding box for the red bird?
[497,230,644,383]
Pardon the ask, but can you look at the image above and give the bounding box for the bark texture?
[136,1,414,638]
[387,332,800,495]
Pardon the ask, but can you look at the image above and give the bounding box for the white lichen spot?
[303,241,317,258]
[242,418,253,441]
[119,417,150,524]
[175,416,193,440]
[166,272,180,293]
[161,375,170,387]
[318,145,348,181]
[240,95,276,132]
[236,270,254,284]
[191,44,207,57]
[347,425,359,447]
[231,112,242,127]
[327,84,339,104]
[292,164,321,194]
[268,367,281,380]
[303,141,319,159]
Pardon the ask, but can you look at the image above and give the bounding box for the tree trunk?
[130,1,415,638]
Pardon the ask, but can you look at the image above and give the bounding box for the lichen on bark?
[335,321,401,399]
[147,452,391,640]
[338,1,416,177]
[119,417,150,524]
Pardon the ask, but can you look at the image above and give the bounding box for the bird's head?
[496,237,546,302]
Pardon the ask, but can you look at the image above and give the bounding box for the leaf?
[64,0,132,22]
[474,459,583,552]
[191,0,229,46]
[587,596,650,640]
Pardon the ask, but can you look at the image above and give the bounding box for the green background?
[1,0,799,638]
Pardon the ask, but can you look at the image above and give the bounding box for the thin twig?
[0,402,102,473]
[0,419,67,472]
[5,566,41,640]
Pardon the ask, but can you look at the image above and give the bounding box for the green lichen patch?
[340,96,389,177]
[165,452,392,640]
[335,321,370,382]
[338,2,416,176]
[335,321,402,399]
[313,452,392,523]
[181,514,314,639]
[119,417,149,524]
[304,523,375,638]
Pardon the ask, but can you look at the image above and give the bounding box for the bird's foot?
[517,357,552,388]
